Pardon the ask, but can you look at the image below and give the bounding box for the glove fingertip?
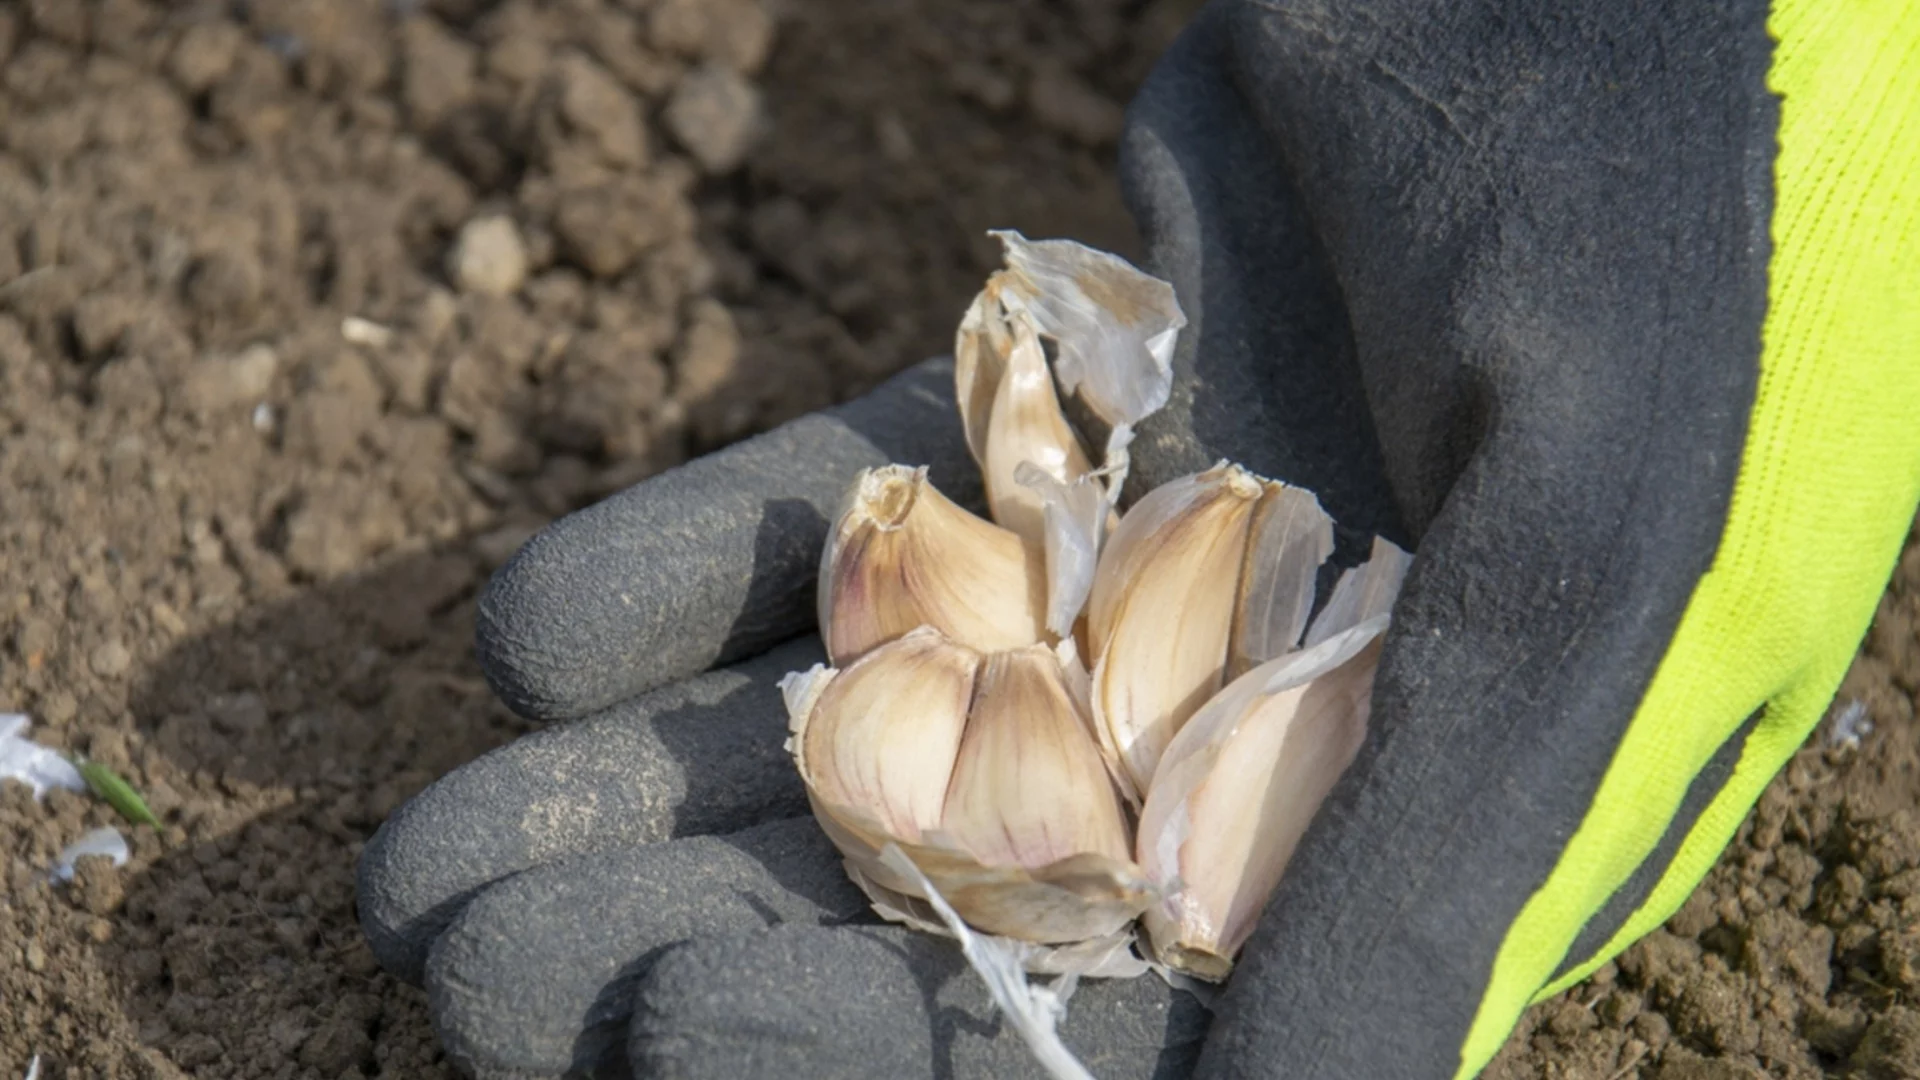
[630,927,938,1080]
[358,640,828,988]
[475,358,976,723]
[472,456,815,723]
[356,803,472,986]
[631,926,1210,1080]
[423,821,867,1077]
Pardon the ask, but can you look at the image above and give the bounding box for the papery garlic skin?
[940,644,1132,870]
[853,843,1158,947]
[954,287,1015,474]
[819,465,1047,665]
[986,230,1183,442]
[1228,483,1336,679]
[1013,462,1109,639]
[1137,538,1410,980]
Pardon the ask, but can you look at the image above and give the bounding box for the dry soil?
[1,2,1916,1079]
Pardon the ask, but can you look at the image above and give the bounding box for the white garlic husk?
[984,229,1184,479]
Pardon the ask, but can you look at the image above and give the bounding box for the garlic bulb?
[785,233,1413,999]
[784,628,1155,945]
[818,465,1047,665]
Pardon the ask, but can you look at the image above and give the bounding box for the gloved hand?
[357,0,1920,1077]
[357,359,1212,1078]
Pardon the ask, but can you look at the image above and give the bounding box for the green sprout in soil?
[73,758,160,827]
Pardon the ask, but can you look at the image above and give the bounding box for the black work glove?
[361,0,1920,1076]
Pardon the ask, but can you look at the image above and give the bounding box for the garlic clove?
[940,644,1133,870]
[980,316,1098,548]
[1138,622,1384,980]
[784,634,1156,947]
[1137,537,1409,980]
[819,465,1048,664]
[789,628,979,842]
[954,287,1012,470]
[1087,463,1265,793]
[957,287,1100,551]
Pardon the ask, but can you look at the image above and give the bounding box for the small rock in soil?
[71,293,137,360]
[664,63,765,174]
[373,346,435,413]
[400,17,478,127]
[674,297,741,404]
[89,639,131,678]
[169,21,245,93]
[38,690,77,727]
[545,52,648,168]
[13,617,56,662]
[179,344,280,417]
[448,216,529,297]
[281,504,364,580]
[648,0,775,74]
